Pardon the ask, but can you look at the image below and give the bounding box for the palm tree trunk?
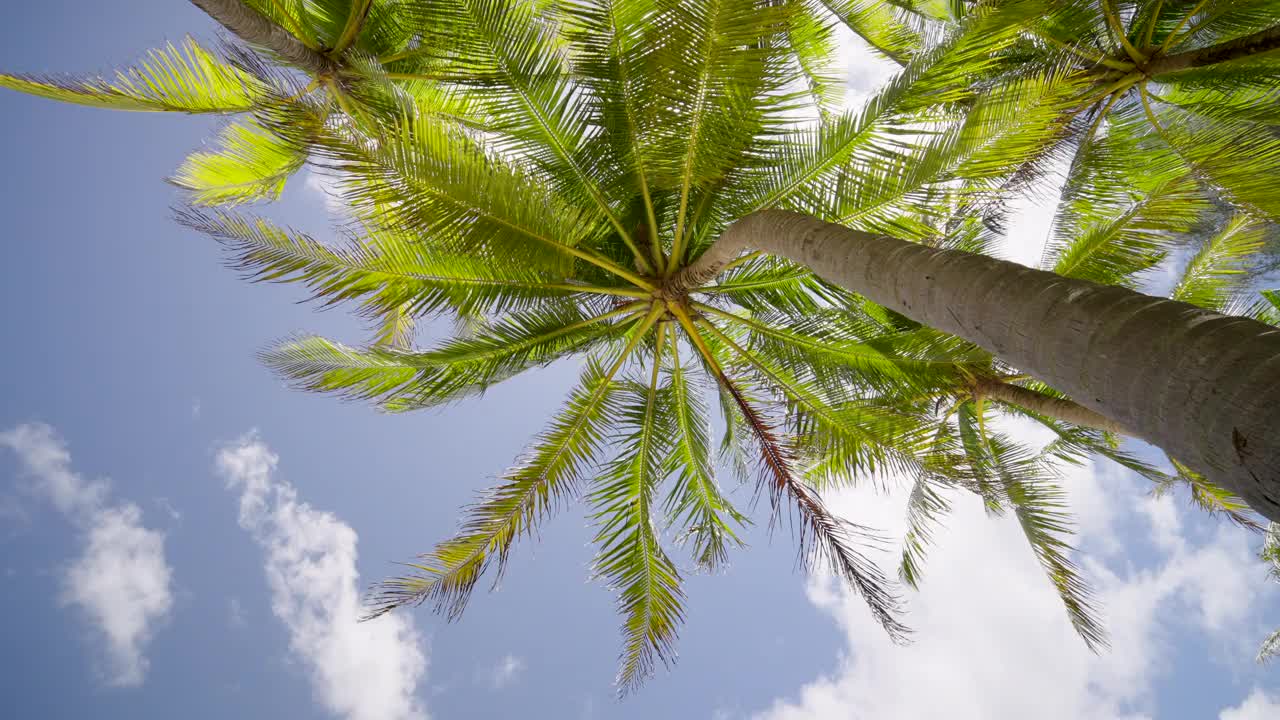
[676,210,1280,520]
[973,380,1137,438]
[189,0,332,75]
[1149,25,1280,76]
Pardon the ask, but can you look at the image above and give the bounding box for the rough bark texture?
[1149,24,1280,76]
[189,0,334,75]
[695,210,1280,521]
[974,380,1137,438]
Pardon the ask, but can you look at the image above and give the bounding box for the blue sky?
[1,3,1278,719]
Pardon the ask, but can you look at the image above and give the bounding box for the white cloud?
[751,418,1271,720]
[2,423,109,516]
[0,423,173,687]
[305,169,350,218]
[1138,493,1182,552]
[62,504,174,686]
[1220,690,1280,720]
[216,435,428,720]
[486,653,526,689]
[1001,169,1068,268]
[829,22,900,114]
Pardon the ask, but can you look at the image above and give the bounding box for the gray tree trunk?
[1149,25,1280,77]
[973,380,1137,438]
[677,210,1280,520]
[189,0,333,75]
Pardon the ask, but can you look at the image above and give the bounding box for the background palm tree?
[670,0,1280,520]
[0,1,460,207]
[4,0,1280,690]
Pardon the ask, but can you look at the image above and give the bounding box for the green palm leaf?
[1045,114,1208,286]
[296,106,651,284]
[261,304,643,411]
[701,314,938,483]
[1239,289,1280,326]
[171,119,306,205]
[814,0,921,65]
[1260,523,1280,662]
[0,38,267,113]
[651,0,794,264]
[179,208,638,319]
[406,0,648,263]
[181,207,645,319]
[589,338,685,692]
[662,335,747,570]
[898,472,954,589]
[960,403,1107,651]
[713,365,909,641]
[699,256,852,315]
[367,356,629,619]
[1170,214,1267,309]
[1142,90,1280,220]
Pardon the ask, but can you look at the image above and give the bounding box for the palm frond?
[699,314,938,484]
[1140,87,1280,221]
[1045,113,1207,286]
[663,334,747,571]
[0,37,267,113]
[713,365,909,641]
[961,410,1108,652]
[813,0,921,65]
[1170,214,1267,310]
[698,256,851,315]
[589,338,684,692]
[561,0,666,266]
[651,0,796,264]
[785,1,847,115]
[898,473,953,589]
[1237,289,1280,327]
[172,119,306,205]
[1259,629,1280,663]
[366,356,628,619]
[370,301,418,348]
[297,106,650,284]
[1004,460,1108,651]
[403,0,646,261]
[708,303,983,395]
[1164,456,1265,532]
[179,208,629,319]
[739,0,1058,224]
[261,304,641,411]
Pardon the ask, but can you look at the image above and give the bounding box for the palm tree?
[0,1,456,206]
[865,1,1280,228]
[5,0,1280,688]
[664,0,1280,520]
[176,0,1154,685]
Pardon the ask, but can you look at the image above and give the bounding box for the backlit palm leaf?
[589,345,685,692]
[663,335,747,570]
[368,356,629,619]
[262,304,643,411]
[172,119,306,205]
[1170,214,1268,309]
[0,37,267,113]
